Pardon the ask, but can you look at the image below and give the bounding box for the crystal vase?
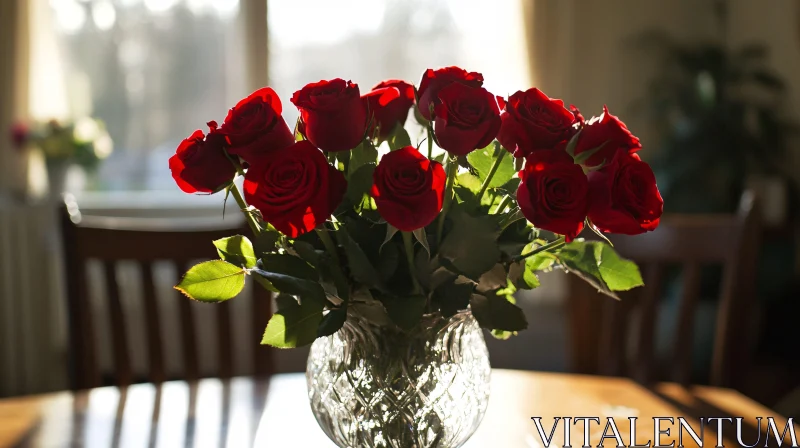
[306,310,491,448]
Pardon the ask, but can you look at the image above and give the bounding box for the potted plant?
[11,117,113,196]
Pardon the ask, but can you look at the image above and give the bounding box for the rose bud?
[219,87,294,163]
[371,146,446,232]
[417,66,484,121]
[291,79,366,152]
[433,83,501,156]
[573,105,641,167]
[587,151,663,235]
[497,88,578,158]
[363,80,415,140]
[169,124,236,194]
[244,140,347,238]
[517,149,588,241]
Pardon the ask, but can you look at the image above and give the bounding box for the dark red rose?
[433,83,501,156]
[169,126,235,194]
[290,79,366,152]
[517,149,588,241]
[244,140,346,237]
[587,151,663,235]
[363,80,415,139]
[497,88,577,158]
[417,66,484,120]
[371,146,446,231]
[219,87,294,163]
[573,105,641,167]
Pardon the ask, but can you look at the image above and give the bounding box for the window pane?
[49,0,245,191]
[268,0,530,138]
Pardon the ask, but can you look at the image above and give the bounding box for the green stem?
[475,142,506,203]
[229,181,261,236]
[315,228,341,266]
[436,157,458,244]
[402,231,422,294]
[492,195,513,214]
[514,236,566,262]
[426,126,433,159]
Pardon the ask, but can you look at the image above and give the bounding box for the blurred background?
[1,0,799,413]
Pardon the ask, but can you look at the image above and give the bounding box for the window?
[46,0,528,193]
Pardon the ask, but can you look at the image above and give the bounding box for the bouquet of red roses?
[170,66,662,348]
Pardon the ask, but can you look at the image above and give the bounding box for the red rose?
[169,125,235,194]
[371,146,446,231]
[587,151,663,235]
[10,122,29,150]
[290,79,366,152]
[417,66,484,121]
[363,80,415,139]
[244,140,346,237]
[573,105,641,167]
[517,149,588,241]
[497,88,577,158]
[219,87,294,163]
[433,83,501,156]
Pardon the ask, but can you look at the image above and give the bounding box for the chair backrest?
[566,191,760,387]
[60,203,273,390]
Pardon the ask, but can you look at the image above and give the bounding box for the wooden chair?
[60,202,273,390]
[567,191,760,388]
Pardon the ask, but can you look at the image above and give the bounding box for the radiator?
[0,202,67,397]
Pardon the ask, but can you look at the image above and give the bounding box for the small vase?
[46,161,71,198]
[306,310,491,448]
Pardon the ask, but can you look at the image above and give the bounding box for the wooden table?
[1,370,795,447]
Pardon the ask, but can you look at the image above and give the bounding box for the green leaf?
[387,123,412,151]
[490,329,516,340]
[291,240,323,267]
[261,298,323,348]
[508,260,540,290]
[253,230,281,258]
[433,275,474,317]
[593,242,643,291]
[250,269,327,307]
[213,235,257,268]
[438,207,501,280]
[379,294,427,330]
[260,253,318,281]
[552,241,643,299]
[349,140,378,176]
[476,263,508,293]
[377,241,400,282]
[337,228,382,288]
[564,129,581,157]
[346,163,376,206]
[317,307,347,337]
[175,260,246,303]
[432,153,445,164]
[412,228,430,256]
[467,143,515,188]
[469,293,527,331]
[527,251,556,271]
[253,275,279,292]
[381,224,399,252]
[457,172,482,195]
